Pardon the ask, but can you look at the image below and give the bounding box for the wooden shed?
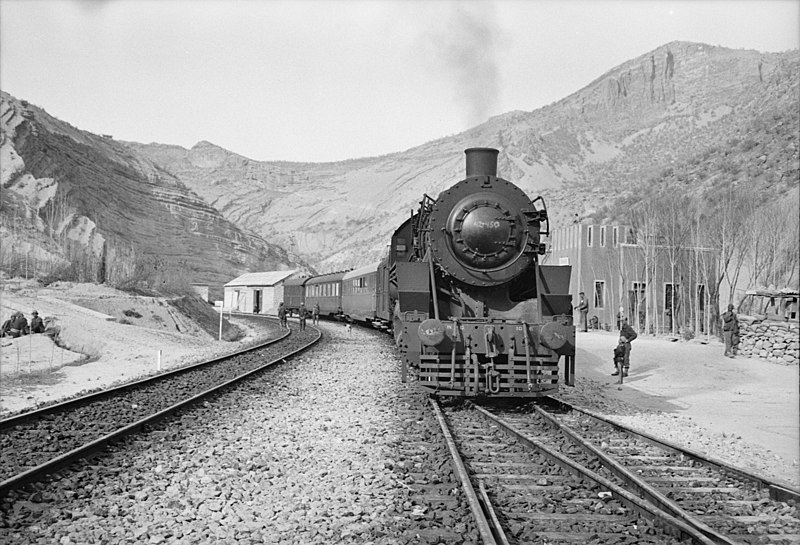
[223,270,296,315]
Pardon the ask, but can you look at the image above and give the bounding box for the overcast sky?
[1,0,797,163]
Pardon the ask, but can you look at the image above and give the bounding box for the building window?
[587,226,593,247]
[664,283,680,313]
[600,226,606,247]
[594,281,605,308]
[613,226,619,247]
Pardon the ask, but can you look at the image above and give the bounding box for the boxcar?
[304,271,346,318]
[283,277,308,316]
[341,262,380,323]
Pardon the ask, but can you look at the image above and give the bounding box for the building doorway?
[254,290,262,314]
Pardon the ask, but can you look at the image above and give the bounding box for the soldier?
[312,303,320,326]
[612,318,638,377]
[722,303,738,358]
[298,303,307,331]
[30,310,45,334]
[574,292,589,332]
[2,312,28,338]
[278,302,288,329]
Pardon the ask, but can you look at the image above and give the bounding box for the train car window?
[587,226,593,247]
[600,226,606,247]
[613,226,619,247]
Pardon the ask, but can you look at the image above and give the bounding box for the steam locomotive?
[286,148,576,398]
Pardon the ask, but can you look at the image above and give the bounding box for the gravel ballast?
[0,323,472,544]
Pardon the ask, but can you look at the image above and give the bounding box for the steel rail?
[0,318,290,430]
[429,398,499,545]
[550,395,800,503]
[470,403,717,545]
[0,328,320,497]
[530,403,737,545]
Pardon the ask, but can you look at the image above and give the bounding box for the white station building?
[223,270,296,315]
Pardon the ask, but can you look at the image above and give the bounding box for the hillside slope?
[1,92,309,293]
[130,42,799,272]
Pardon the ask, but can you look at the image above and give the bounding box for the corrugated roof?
[224,270,296,287]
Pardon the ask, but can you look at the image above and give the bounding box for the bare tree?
[700,185,755,330]
[629,197,663,335]
[749,192,800,289]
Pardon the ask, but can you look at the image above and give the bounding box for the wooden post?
[219,309,223,341]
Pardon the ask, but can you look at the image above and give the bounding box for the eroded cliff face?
[0,92,306,288]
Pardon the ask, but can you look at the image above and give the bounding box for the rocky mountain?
[0,92,309,294]
[129,42,799,272]
[3,41,797,286]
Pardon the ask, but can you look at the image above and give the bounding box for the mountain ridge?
[2,40,797,287]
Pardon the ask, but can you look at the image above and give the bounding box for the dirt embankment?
[0,279,253,415]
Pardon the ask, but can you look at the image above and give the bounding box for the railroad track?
[435,399,711,544]
[538,398,800,544]
[0,320,320,498]
[433,398,800,544]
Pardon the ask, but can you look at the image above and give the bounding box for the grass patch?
[1,369,65,388]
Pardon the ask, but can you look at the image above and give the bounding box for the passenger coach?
[341,262,380,323]
[304,271,346,318]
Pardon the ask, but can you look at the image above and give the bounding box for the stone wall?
[737,317,799,365]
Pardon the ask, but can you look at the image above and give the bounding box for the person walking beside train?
[612,318,638,377]
[312,303,320,326]
[722,303,738,358]
[574,292,589,332]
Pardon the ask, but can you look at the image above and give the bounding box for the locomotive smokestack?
[465,147,499,177]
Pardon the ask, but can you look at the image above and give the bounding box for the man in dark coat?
[574,292,589,332]
[612,319,638,377]
[298,303,307,331]
[30,310,45,334]
[2,312,28,338]
[722,304,738,358]
[277,303,288,329]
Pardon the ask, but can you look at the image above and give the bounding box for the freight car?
[283,276,307,316]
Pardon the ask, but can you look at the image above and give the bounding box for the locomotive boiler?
[386,148,575,397]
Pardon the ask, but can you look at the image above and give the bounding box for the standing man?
[722,303,738,358]
[312,303,320,326]
[574,292,589,332]
[278,302,288,329]
[299,303,307,331]
[612,318,638,377]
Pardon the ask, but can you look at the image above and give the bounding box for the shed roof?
[224,270,296,288]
